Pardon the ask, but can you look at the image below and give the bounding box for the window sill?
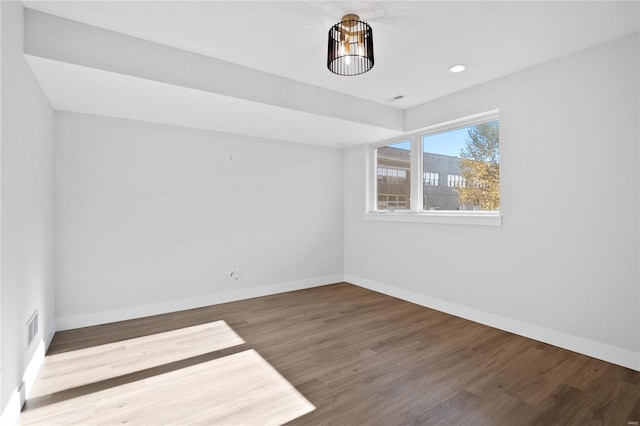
[364,211,502,226]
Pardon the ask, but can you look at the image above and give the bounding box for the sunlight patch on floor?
[20,349,315,425]
[28,320,245,398]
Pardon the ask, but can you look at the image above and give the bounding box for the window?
[369,111,501,225]
[377,194,408,209]
[424,120,499,211]
[423,172,439,186]
[447,174,466,188]
[375,140,411,211]
[377,168,408,184]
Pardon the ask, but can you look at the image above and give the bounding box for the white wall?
[0,1,55,421]
[345,34,640,369]
[54,112,344,329]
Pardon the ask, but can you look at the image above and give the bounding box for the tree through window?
[422,120,499,211]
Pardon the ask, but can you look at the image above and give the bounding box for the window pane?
[422,121,499,211]
[376,141,411,210]
[423,172,439,186]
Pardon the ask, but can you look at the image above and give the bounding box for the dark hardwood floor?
[24,283,640,425]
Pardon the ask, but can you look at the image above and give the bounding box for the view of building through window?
[447,174,466,188]
[376,141,411,210]
[375,120,499,212]
[423,172,439,186]
[423,120,499,211]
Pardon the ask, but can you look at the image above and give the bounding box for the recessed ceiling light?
[448,64,467,73]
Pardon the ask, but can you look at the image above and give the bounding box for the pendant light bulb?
[357,34,364,56]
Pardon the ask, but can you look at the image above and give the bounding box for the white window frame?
[366,110,502,226]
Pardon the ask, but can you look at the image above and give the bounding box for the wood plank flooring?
[21,348,315,425]
[20,283,640,425]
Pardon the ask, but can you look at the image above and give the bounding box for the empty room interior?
[1,0,640,424]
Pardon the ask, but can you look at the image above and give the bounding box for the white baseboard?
[0,322,56,426]
[345,274,640,372]
[56,275,344,331]
[0,387,22,426]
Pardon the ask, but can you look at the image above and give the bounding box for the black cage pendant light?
[327,14,374,76]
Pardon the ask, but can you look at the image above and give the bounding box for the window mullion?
[410,135,422,213]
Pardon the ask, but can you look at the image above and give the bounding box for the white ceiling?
[22,1,640,146]
[25,54,403,146]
